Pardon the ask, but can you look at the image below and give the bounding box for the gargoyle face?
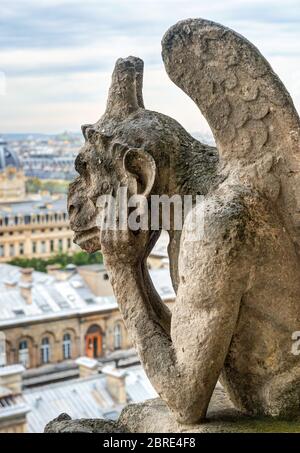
[68,120,157,253]
[68,125,112,252]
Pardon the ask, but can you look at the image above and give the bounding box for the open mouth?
[74,226,100,246]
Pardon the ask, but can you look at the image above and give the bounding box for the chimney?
[19,268,33,305]
[46,264,76,281]
[20,268,33,284]
[46,264,61,276]
[75,357,98,378]
[0,364,25,395]
[102,366,127,404]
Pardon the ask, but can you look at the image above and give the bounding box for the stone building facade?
[0,138,77,262]
[2,308,129,369]
[0,265,131,369]
[0,138,25,201]
[0,196,77,262]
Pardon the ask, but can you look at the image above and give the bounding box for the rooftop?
[0,195,68,216]
[23,365,157,433]
[0,264,117,327]
[0,263,175,327]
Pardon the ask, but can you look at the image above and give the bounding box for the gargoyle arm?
[106,195,251,423]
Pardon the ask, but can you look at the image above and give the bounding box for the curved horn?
[105,56,145,119]
[127,56,145,108]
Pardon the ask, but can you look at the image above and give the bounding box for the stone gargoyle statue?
[68,18,300,424]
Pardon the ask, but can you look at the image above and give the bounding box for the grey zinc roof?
[0,263,175,326]
[0,264,54,290]
[0,195,68,217]
[23,365,157,433]
[125,366,158,402]
[149,268,175,301]
[0,264,117,327]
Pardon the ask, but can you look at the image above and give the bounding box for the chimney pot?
[75,357,98,378]
[20,267,34,283]
[19,269,33,305]
[102,365,127,404]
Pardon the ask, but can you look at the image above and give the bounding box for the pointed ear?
[123,148,156,197]
[112,143,156,197]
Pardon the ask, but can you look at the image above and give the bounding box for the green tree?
[10,251,103,273]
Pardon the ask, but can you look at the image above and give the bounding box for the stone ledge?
[44,387,300,433]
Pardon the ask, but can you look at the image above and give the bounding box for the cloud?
[0,0,299,133]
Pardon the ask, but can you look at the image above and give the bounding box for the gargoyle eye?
[75,154,87,175]
[101,181,110,194]
[86,128,100,144]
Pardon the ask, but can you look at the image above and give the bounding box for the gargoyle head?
[68,57,173,253]
[68,55,219,253]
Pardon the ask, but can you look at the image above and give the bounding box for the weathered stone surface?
[45,387,300,433]
[44,412,126,433]
[66,17,300,429]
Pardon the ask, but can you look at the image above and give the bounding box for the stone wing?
[162,18,300,253]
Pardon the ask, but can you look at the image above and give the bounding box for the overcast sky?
[1,0,300,135]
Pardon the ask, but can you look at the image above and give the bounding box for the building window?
[67,238,71,248]
[62,333,72,359]
[114,324,122,350]
[19,243,24,255]
[32,242,37,254]
[19,340,29,368]
[58,239,63,251]
[0,245,4,257]
[40,337,50,364]
[9,244,14,257]
[41,241,46,254]
[50,240,54,252]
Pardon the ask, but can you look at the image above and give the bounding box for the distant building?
[77,263,175,304]
[0,196,77,262]
[0,138,25,201]
[24,361,157,432]
[0,139,76,261]
[0,261,175,371]
[0,337,29,433]
[0,353,156,433]
[0,264,131,369]
[23,154,76,181]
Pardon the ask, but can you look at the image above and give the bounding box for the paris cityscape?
[1,0,300,440]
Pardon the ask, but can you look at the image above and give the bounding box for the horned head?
[67,57,160,253]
